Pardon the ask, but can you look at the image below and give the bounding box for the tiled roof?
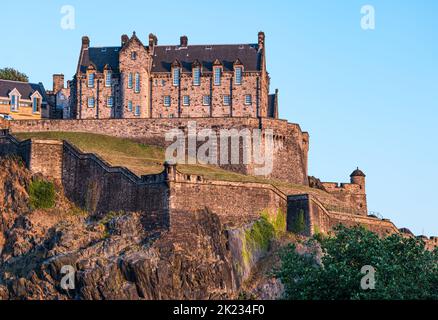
[151,44,262,73]
[78,44,262,74]
[0,80,47,101]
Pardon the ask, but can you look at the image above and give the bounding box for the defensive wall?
[0,129,436,249]
[7,117,309,186]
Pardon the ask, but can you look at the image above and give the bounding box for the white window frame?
[88,73,95,88]
[128,101,133,112]
[107,96,114,108]
[105,71,112,87]
[202,95,211,106]
[135,105,141,116]
[245,94,252,106]
[135,73,140,93]
[235,67,243,85]
[88,97,95,108]
[214,67,221,86]
[164,96,171,107]
[128,73,133,89]
[223,95,231,106]
[183,95,190,106]
[193,67,201,86]
[173,68,180,87]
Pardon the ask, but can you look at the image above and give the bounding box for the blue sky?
[1,0,437,235]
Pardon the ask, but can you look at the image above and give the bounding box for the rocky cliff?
[0,158,283,300]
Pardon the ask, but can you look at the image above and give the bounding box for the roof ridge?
[0,79,37,85]
[155,43,257,48]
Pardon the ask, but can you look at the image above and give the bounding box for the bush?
[276,225,438,300]
[29,179,56,209]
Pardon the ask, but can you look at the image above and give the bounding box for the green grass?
[29,179,56,209]
[14,131,324,195]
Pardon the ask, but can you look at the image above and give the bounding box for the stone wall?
[168,166,287,227]
[8,117,309,185]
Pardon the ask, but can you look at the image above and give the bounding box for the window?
[10,95,18,111]
[128,101,133,112]
[135,106,141,116]
[135,73,140,93]
[183,95,190,106]
[164,96,171,107]
[202,95,211,106]
[131,52,137,60]
[33,97,39,113]
[88,73,95,88]
[105,72,112,87]
[88,97,95,108]
[235,67,243,85]
[223,95,231,106]
[193,67,201,86]
[214,67,221,86]
[107,96,114,108]
[173,68,180,86]
[245,94,252,105]
[128,73,133,89]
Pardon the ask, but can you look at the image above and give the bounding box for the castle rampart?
[7,117,309,185]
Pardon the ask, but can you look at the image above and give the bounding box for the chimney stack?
[258,31,265,50]
[53,74,65,93]
[82,36,90,49]
[149,33,158,48]
[121,34,129,46]
[180,35,188,47]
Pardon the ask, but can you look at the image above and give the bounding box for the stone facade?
[69,32,275,120]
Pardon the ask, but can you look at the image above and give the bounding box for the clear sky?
[1,0,437,236]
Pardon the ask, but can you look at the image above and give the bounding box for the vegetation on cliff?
[276,225,438,300]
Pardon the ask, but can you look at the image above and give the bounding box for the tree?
[276,225,438,300]
[0,68,29,82]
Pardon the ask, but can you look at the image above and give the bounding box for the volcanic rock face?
[0,158,244,300]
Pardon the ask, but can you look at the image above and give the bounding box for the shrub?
[29,179,56,209]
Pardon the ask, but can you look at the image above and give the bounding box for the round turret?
[350,167,366,192]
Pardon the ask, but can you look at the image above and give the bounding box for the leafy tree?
[0,67,29,82]
[276,225,438,300]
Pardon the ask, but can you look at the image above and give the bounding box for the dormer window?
[214,67,222,86]
[235,67,243,85]
[88,73,95,88]
[10,95,18,111]
[193,67,201,86]
[105,71,112,87]
[173,67,180,86]
[33,97,39,113]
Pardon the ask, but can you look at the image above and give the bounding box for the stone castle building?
[69,32,277,120]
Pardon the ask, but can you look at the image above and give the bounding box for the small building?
[0,79,49,120]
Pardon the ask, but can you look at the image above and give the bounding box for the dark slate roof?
[78,44,262,74]
[350,168,366,177]
[151,44,261,73]
[79,47,121,73]
[0,80,47,102]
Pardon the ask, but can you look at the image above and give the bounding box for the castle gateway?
[70,32,277,120]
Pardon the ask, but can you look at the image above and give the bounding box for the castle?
[69,32,276,120]
[0,31,436,250]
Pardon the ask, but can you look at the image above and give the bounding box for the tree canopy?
[276,226,438,300]
[0,68,29,82]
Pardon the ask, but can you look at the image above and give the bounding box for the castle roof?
[0,79,48,101]
[350,168,366,177]
[151,44,262,73]
[78,43,262,74]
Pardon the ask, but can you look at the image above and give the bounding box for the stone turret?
[350,167,366,193]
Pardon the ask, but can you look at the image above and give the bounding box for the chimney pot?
[121,34,129,46]
[82,36,90,48]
